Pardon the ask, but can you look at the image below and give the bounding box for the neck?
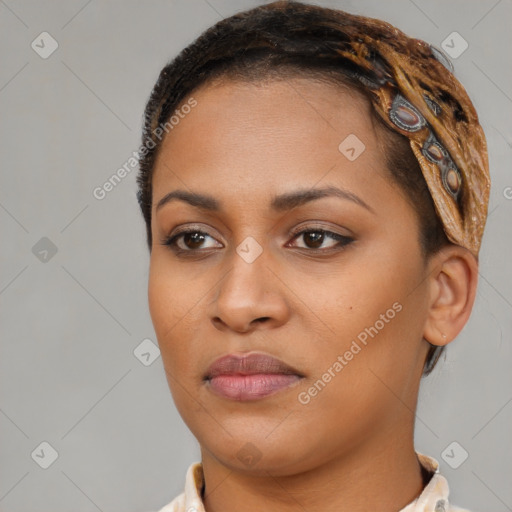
[201,428,428,512]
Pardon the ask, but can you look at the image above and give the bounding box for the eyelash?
[160,226,354,256]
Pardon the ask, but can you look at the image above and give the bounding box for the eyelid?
[288,221,353,238]
[171,223,218,236]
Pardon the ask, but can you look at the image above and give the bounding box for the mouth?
[204,352,305,401]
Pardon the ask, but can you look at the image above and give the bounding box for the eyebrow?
[155,185,375,214]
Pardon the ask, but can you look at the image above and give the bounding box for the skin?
[147,77,478,512]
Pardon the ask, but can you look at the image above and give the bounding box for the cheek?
[148,254,197,334]
[148,257,200,373]
[148,269,174,341]
[293,283,424,446]
[312,247,427,375]
[148,252,219,389]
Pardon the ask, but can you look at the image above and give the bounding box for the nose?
[211,246,290,333]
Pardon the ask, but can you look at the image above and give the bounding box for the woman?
[136,1,490,511]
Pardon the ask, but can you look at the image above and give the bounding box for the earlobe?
[423,245,479,347]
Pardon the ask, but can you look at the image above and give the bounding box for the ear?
[423,245,479,346]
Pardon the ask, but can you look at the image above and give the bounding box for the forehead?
[152,78,388,206]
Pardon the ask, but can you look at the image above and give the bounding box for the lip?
[204,352,304,401]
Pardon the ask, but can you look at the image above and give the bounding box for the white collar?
[158,451,469,512]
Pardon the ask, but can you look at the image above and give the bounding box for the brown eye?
[182,232,207,250]
[303,231,325,249]
[161,229,223,253]
[289,229,354,251]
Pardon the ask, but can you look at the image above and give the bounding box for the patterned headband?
[332,25,490,258]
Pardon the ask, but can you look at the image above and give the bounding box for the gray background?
[0,0,511,511]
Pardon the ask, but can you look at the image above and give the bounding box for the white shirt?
[155,452,470,512]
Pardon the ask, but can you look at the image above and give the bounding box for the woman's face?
[148,78,433,474]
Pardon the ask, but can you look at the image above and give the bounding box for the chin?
[198,427,326,476]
